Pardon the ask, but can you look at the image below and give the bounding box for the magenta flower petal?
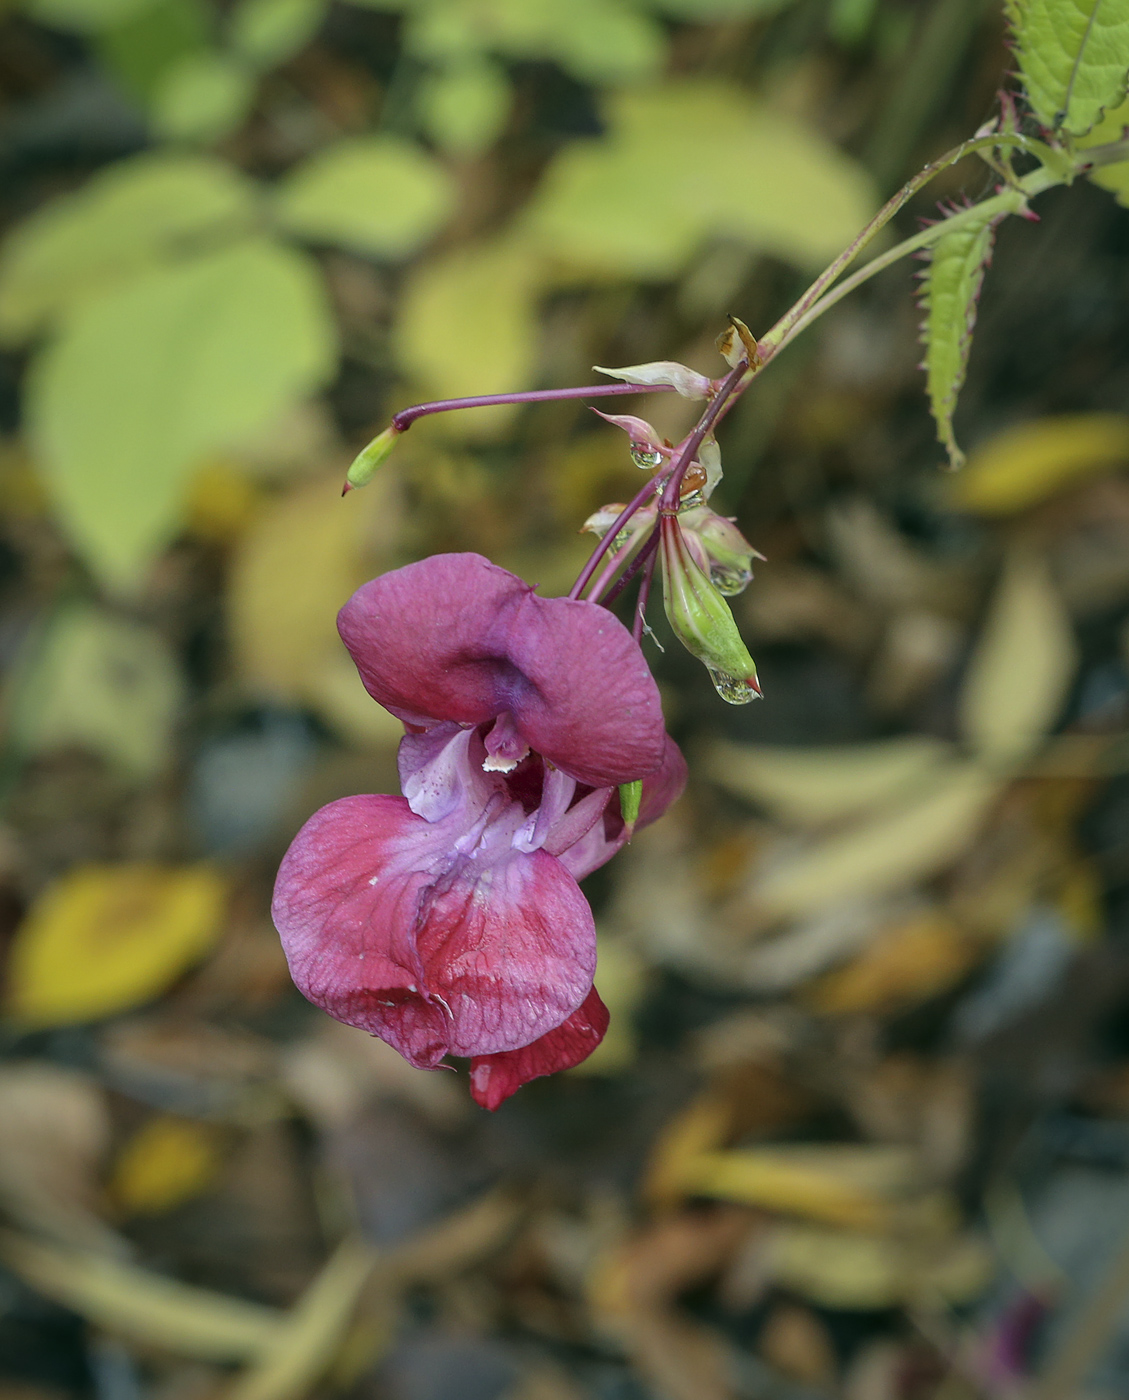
[272,793,597,1067]
[469,986,609,1110]
[337,553,666,789]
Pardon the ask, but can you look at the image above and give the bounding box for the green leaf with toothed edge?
[1006,0,1129,135]
[918,210,999,471]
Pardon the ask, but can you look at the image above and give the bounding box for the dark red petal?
[272,793,598,1064]
[638,734,688,830]
[468,987,609,1110]
[337,553,666,789]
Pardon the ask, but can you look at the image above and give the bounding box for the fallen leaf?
[704,735,954,828]
[5,863,228,1027]
[959,550,1077,767]
[0,1063,118,1251]
[109,1116,224,1216]
[0,1229,284,1359]
[764,1222,994,1310]
[757,1302,837,1386]
[805,910,981,1015]
[950,414,1129,515]
[746,763,1001,922]
[677,1144,920,1229]
[225,1236,378,1400]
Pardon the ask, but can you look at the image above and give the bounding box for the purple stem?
[659,360,748,512]
[602,526,660,609]
[568,472,667,601]
[391,381,675,432]
[632,545,659,645]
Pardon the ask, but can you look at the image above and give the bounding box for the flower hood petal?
[338,553,666,789]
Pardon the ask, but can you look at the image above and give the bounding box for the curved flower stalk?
[273,553,685,1109]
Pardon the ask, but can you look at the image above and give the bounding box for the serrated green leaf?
[151,50,257,143]
[28,239,336,591]
[417,56,511,156]
[273,136,455,259]
[1007,0,1129,135]
[918,210,999,470]
[1079,91,1129,202]
[0,154,259,343]
[229,0,327,68]
[525,81,876,279]
[8,603,185,779]
[24,0,160,33]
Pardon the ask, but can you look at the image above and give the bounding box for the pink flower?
[272,553,685,1109]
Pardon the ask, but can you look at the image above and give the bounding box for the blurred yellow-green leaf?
[29,238,336,591]
[651,0,795,16]
[395,233,544,437]
[417,56,512,156]
[705,735,954,828]
[0,153,259,342]
[23,0,159,32]
[228,469,403,745]
[959,550,1077,767]
[229,0,327,68]
[95,0,211,103]
[6,602,185,780]
[110,1116,224,1215]
[5,864,228,1027]
[750,763,1001,921]
[951,413,1129,513]
[150,50,258,143]
[526,80,876,279]
[273,136,456,259]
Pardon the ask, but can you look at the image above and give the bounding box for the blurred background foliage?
[3,0,1129,1398]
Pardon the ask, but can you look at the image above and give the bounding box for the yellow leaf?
[643,1094,733,1210]
[5,864,227,1027]
[227,1235,378,1400]
[1080,96,1129,206]
[959,550,1076,767]
[227,469,402,745]
[681,1144,919,1229]
[951,413,1129,514]
[765,1223,993,1309]
[0,1229,284,1360]
[804,910,981,1015]
[110,1116,223,1216]
[704,735,954,828]
[750,763,1001,922]
[394,233,545,440]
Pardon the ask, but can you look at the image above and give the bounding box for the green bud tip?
[343,425,402,495]
[618,779,642,837]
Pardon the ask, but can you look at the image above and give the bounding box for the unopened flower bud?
[679,504,762,596]
[344,425,402,493]
[660,515,761,704]
[715,314,759,370]
[618,779,642,836]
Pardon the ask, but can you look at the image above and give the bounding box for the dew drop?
[707,667,760,704]
[709,563,753,596]
[630,444,664,469]
[677,489,705,510]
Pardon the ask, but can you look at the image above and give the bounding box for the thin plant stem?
[390,381,674,433]
[569,473,667,601]
[660,360,747,511]
[603,527,660,609]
